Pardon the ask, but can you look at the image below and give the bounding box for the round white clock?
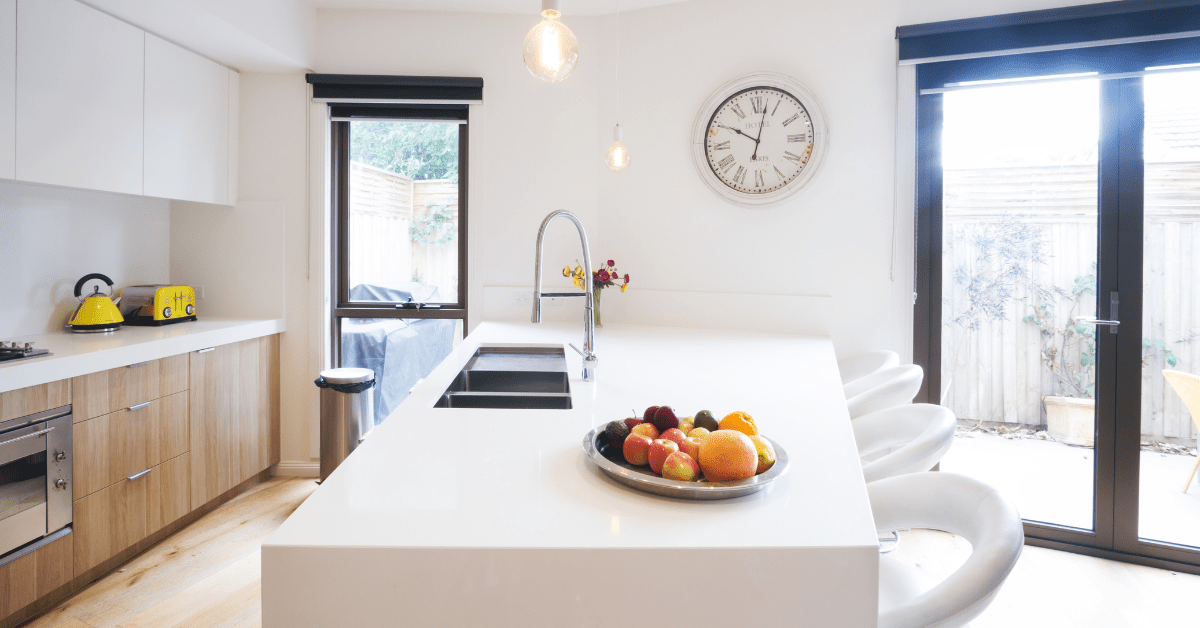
[691,72,828,208]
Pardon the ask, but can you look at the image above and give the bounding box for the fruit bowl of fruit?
[582,406,790,500]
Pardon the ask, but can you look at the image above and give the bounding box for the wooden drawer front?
[73,470,149,576]
[0,533,73,618]
[72,452,188,576]
[147,452,189,535]
[0,380,70,423]
[72,391,188,500]
[71,353,188,422]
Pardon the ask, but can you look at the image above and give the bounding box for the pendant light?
[605,1,630,172]
[523,0,579,83]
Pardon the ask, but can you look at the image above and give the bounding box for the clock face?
[704,87,814,195]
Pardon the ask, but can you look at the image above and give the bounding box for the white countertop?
[267,321,876,549]
[0,317,286,393]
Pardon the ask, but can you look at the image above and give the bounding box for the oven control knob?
[55,479,67,490]
[163,306,173,319]
[55,451,66,462]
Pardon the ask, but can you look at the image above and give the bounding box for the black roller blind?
[306,74,483,103]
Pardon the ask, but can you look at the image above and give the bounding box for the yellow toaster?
[119,285,198,326]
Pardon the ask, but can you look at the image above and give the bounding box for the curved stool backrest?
[1162,370,1200,491]
[853,404,956,484]
[839,350,900,387]
[868,473,1023,628]
[846,365,924,419]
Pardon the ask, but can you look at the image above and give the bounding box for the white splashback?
[0,179,170,338]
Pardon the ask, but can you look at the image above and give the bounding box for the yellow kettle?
[67,273,124,333]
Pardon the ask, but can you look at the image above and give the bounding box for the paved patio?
[941,431,1200,548]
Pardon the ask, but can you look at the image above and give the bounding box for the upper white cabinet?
[0,0,16,180]
[16,0,144,196]
[144,35,229,204]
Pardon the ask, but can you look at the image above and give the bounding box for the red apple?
[679,436,703,460]
[660,428,687,448]
[643,406,660,422]
[687,427,711,439]
[650,406,680,432]
[623,433,652,466]
[662,452,700,482]
[623,417,643,430]
[647,439,680,475]
[631,422,660,440]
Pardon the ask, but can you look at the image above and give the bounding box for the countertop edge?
[0,318,286,394]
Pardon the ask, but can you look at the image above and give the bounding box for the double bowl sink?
[434,345,572,409]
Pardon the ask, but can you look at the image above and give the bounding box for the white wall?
[236,0,1095,472]
[0,179,170,337]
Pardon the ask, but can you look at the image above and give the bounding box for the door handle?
[1076,318,1120,326]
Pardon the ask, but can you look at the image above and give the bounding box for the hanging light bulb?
[523,0,579,83]
[606,124,631,172]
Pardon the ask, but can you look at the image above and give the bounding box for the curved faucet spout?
[532,210,597,381]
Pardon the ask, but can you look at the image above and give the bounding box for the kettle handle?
[74,273,115,299]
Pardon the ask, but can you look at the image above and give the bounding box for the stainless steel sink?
[434,346,572,409]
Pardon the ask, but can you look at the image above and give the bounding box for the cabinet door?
[147,453,189,535]
[189,344,237,510]
[144,34,229,204]
[0,533,72,618]
[0,0,14,180]
[15,0,143,195]
[238,335,280,481]
[73,472,148,576]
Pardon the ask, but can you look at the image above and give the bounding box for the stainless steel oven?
[0,405,71,559]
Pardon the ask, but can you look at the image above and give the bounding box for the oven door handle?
[0,426,53,448]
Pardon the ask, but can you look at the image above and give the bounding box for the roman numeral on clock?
[712,141,730,151]
[751,96,765,114]
[788,134,807,143]
[754,170,765,188]
[782,113,800,127]
[783,151,803,164]
[732,166,747,185]
[718,155,736,172]
[772,100,781,116]
[730,103,746,119]
[774,166,786,180]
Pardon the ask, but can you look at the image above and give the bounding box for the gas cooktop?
[0,342,51,364]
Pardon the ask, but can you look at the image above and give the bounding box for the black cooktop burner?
[0,343,51,363]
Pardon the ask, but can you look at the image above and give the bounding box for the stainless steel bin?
[316,368,375,482]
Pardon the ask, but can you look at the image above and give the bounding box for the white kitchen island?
[262,322,879,627]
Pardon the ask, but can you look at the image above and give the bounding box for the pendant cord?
[615,0,620,126]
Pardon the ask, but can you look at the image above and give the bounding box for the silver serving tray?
[582,427,789,500]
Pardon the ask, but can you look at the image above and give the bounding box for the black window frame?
[329,111,469,368]
[913,36,1200,575]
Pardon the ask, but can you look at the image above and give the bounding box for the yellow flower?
[572,276,582,288]
[575,265,583,276]
[562,266,570,277]
[620,284,627,293]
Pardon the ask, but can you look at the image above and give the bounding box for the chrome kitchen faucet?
[532,210,598,381]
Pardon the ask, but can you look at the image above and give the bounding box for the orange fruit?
[697,430,758,482]
[748,435,776,474]
[719,411,758,436]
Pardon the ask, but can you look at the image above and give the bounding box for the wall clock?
[690,72,828,208]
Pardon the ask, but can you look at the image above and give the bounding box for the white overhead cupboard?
[2,0,238,205]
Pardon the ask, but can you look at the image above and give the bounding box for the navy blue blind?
[897,0,1200,63]
[306,74,483,103]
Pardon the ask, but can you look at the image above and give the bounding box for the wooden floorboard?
[19,478,1200,628]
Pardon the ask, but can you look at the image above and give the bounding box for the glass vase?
[592,289,602,328]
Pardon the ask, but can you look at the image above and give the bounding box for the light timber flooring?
[17,477,1200,628]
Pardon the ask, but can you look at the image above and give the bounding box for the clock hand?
[716,124,755,142]
[751,100,770,161]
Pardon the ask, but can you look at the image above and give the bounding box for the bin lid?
[319,368,375,385]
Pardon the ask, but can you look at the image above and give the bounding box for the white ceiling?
[307,0,693,16]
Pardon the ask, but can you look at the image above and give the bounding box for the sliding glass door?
[914,39,1200,572]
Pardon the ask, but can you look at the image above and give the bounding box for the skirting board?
[274,460,319,477]
[482,286,833,336]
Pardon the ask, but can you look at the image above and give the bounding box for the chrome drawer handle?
[127,401,152,412]
[126,468,152,481]
[197,347,215,354]
[0,427,54,448]
[126,361,152,368]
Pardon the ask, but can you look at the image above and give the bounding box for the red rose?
[598,269,611,283]
[607,259,615,268]
[624,273,630,283]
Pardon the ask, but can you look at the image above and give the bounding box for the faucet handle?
[569,343,583,357]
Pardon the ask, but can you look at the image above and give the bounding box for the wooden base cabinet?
[72,391,188,500]
[190,335,280,510]
[0,535,72,618]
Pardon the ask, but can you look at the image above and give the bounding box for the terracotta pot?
[1044,396,1095,447]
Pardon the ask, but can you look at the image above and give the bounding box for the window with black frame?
[312,75,480,427]
[902,1,1200,572]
